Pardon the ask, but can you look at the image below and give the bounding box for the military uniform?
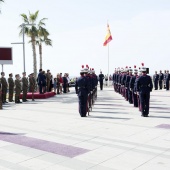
[98,72,104,90]
[158,71,164,90]
[1,73,8,103]
[75,67,89,117]
[46,70,51,92]
[8,74,14,102]
[22,73,28,102]
[15,75,22,103]
[136,68,153,117]
[153,71,159,90]
[29,73,36,100]
[165,70,170,90]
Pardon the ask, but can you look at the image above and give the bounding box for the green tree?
[20,11,49,78]
[36,19,52,69]
[0,0,4,14]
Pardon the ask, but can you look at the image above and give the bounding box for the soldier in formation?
[75,65,98,117]
[113,64,153,117]
[8,73,14,102]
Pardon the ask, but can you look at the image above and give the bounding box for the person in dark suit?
[38,69,44,94]
[75,66,89,117]
[63,73,68,93]
[136,67,153,117]
[158,70,164,90]
[153,71,159,90]
[98,71,104,90]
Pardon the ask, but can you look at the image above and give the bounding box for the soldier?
[98,71,104,90]
[15,74,22,103]
[8,73,14,102]
[165,70,170,90]
[158,70,164,90]
[22,72,28,102]
[129,66,138,107]
[125,67,133,104]
[46,69,51,92]
[75,66,89,117]
[153,71,159,90]
[29,73,35,101]
[1,72,8,104]
[136,67,153,117]
[163,70,167,89]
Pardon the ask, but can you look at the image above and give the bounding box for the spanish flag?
[103,24,112,46]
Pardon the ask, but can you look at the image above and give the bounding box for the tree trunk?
[39,44,42,69]
[31,36,37,80]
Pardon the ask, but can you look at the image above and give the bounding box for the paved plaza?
[0,87,170,170]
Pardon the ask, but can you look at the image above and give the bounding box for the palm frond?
[20,14,29,23]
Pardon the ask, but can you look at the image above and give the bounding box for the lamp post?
[11,23,35,72]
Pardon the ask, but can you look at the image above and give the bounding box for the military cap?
[9,73,12,76]
[15,74,19,77]
[22,72,26,74]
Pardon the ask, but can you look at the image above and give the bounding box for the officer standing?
[153,71,159,90]
[129,66,138,107]
[1,72,8,104]
[8,73,14,102]
[15,74,22,103]
[29,73,35,101]
[98,71,104,90]
[158,70,164,90]
[75,66,89,117]
[46,69,51,92]
[136,67,153,117]
[22,72,28,102]
[165,70,170,90]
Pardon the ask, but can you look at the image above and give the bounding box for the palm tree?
[20,11,48,78]
[36,19,52,69]
[0,0,4,14]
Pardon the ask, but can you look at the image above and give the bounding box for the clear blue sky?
[0,0,170,77]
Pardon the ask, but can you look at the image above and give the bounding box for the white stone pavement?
[0,87,170,170]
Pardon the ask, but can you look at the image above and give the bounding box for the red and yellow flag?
[103,24,112,46]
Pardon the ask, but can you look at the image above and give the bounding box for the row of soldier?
[113,65,153,117]
[153,70,170,90]
[75,65,98,117]
[0,72,36,104]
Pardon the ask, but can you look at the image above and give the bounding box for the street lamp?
[11,23,35,72]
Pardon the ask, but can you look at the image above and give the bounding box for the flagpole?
[108,43,109,86]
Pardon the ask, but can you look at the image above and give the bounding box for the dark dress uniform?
[22,76,28,102]
[153,73,159,90]
[136,72,153,117]
[98,73,104,90]
[165,72,170,90]
[125,73,133,104]
[1,77,8,103]
[8,76,14,102]
[75,75,89,117]
[63,76,68,93]
[158,72,164,90]
[129,75,138,107]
